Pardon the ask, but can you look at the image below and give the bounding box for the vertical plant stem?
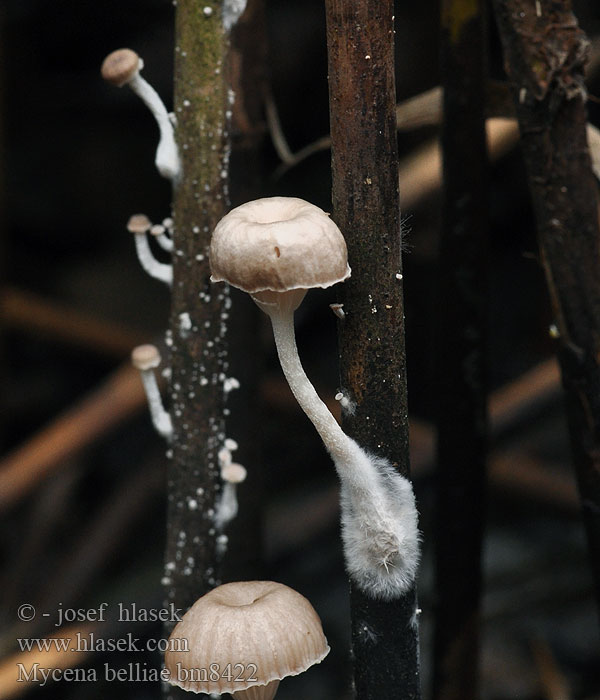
[325,2,420,698]
[491,0,600,614]
[165,0,230,666]
[433,2,489,700]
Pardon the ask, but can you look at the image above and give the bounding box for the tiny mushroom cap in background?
[221,462,247,484]
[164,580,329,700]
[101,48,141,87]
[127,213,152,235]
[210,197,351,313]
[131,343,161,371]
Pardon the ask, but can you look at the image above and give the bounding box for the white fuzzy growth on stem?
[268,307,420,600]
[128,72,181,181]
[133,233,173,285]
[139,369,173,440]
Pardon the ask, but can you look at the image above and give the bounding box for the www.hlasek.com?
[17,662,259,687]
[17,631,188,655]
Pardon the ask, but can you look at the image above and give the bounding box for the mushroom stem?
[138,368,173,440]
[150,224,174,252]
[268,307,348,457]
[133,232,173,285]
[267,306,420,600]
[127,71,181,181]
[214,481,239,529]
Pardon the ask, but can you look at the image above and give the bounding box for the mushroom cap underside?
[165,580,330,696]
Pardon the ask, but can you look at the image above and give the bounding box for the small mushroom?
[127,214,173,286]
[209,197,420,600]
[214,461,247,530]
[150,222,174,252]
[101,48,180,181]
[164,580,329,700]
[131,344,173,440]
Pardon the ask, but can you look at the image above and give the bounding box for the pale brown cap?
[101,48,140,87]
[210,197,351,294]
[131,344,161,371]
[221,462,247,484]
[165,580,329,698]
[127,213,152,235]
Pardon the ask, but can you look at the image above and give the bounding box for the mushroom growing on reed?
[210,197,420,600]
[165,580,329,700]
[101,48,180,181]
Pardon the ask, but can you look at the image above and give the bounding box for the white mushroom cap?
[127,213,152,235]
[221,462,247,484]
[210,197,351,295]
[165,581,329,699]
[101,48,141,87]
[131,344,161,371]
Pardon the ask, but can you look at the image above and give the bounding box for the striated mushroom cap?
[165,580,329,699]
[209,197,351,295]
[101,48,141,87]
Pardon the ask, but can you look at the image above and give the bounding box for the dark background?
[1,1,600,698]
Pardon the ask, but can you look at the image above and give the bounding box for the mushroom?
[164,580,329,700]
[150,222,174,252]
[210,197,420,600]
[131,344,173,440]
[214,461,247,530]
[101,48,180,181]
[127,214,173,285]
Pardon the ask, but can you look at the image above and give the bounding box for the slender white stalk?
[214,482,238,529]
[150,224,174,252]
[214,461,246,531]
[128,72,181,181]
[133,233,173,285]
[139,369,173,440]
[268,306,420,600]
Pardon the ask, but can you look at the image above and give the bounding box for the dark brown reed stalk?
[432,1,489,699]
[325,2,420,697]
[491,0,600,617]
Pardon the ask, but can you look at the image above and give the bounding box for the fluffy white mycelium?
[210,197,420,600]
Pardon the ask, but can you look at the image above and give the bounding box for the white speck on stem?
[179,311,193,338]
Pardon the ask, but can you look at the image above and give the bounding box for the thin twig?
[0,362,147,511]
[0,286,146,357]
